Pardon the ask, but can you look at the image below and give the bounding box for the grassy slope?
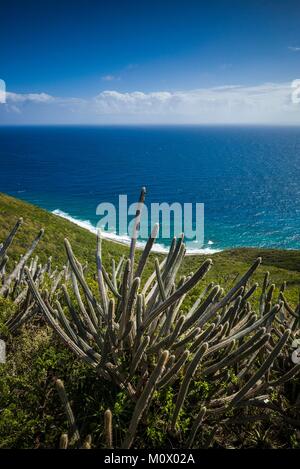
[1,192,299,306]
[0,192,300,449]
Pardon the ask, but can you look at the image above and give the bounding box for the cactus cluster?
[1,188,300,448]
[0,218,66,334]
[54,377,112,449]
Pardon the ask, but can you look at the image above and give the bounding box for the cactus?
[23,189,300,448]
[187,407,207,448]
[2,187,299,448]
[55,378,81,446]
[122,350,169,449]
[81,435,92,449]
[230,330,291,407]
[171,343,208,430]
[55,380,101,449]
[104,409,113,449]
[0,218,65,334]
[59,433,68,449]
[0,228,44,297]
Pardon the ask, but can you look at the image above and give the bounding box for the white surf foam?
[52,209,221,255]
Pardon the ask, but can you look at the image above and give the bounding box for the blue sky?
[1,0,300,124]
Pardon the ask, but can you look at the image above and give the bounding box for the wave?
[52,209,221,255]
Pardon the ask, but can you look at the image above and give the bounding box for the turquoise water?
[0,125,299,252]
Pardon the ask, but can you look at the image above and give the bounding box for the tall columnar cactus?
[55,378,81,446]
[122,349,169,449]
[59,433,68,449]
[0,218,65,334]
[20,187,300,448]
[55,380,100,449]
[104,409,113,449]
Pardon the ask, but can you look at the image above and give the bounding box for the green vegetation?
[0,192,299,449]
[1,192,299,304]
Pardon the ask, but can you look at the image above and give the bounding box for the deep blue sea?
[0,126,299,253]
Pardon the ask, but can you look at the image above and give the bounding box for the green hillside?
[0,192,299,306]
[1,192,300,449]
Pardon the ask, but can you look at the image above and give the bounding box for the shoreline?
[52,208,222,256]
[1,192,298,257]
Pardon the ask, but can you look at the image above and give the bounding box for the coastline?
[1,190,299,286]
[1,192,299,259]
[52,208,221,256]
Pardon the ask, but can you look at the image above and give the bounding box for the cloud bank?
[1,81,300,124]
[6,92,54,103]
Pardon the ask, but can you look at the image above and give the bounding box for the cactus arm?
[142,259,212,330]
[182,285,220,334]
[125,277,140,326]
[203,332,270,378]
[171,343,208,430]
[104,409,113,449]
[25,267,100,368]
[0,217,23,260]
[64,238,104,318]
[55,300,81,345]
[101,264,122,299]
[186,407,207,449]
[129,187,146,284]
[269,363,300,386]
[134,223,159,280]
[0,228,44,296]
[59,433,68,449]
[242,283,258,304]
[230,329,291,407]
[206,304,280,356]
[130,335,150,377]
[122,350,169,449]
[158,349,190,389]
[148,315,185,354]
[5,304,37,334]
[142,257,167,297]
[81,435,92,449]
[71,272,99,338]
[155,257,167,302]
[210,257,262,314]
[162,242,186,297]
[172,327,201,351]
[118,259,131,336]
[190,323,216,353]
[55,379,81,446]
[61,284,91,341]
[96,228,109,316]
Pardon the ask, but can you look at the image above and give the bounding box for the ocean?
[0,125,299,253]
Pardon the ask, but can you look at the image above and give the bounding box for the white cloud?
[101,75,120,81]
[6,91,54,103]
[2,81,300,124]
[288,46,300,52]
[91,83,300,123]
[94,90,173,114]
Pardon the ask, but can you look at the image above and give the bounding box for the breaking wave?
[52,209,221,255]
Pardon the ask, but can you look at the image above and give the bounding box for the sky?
[1,0,300,124]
